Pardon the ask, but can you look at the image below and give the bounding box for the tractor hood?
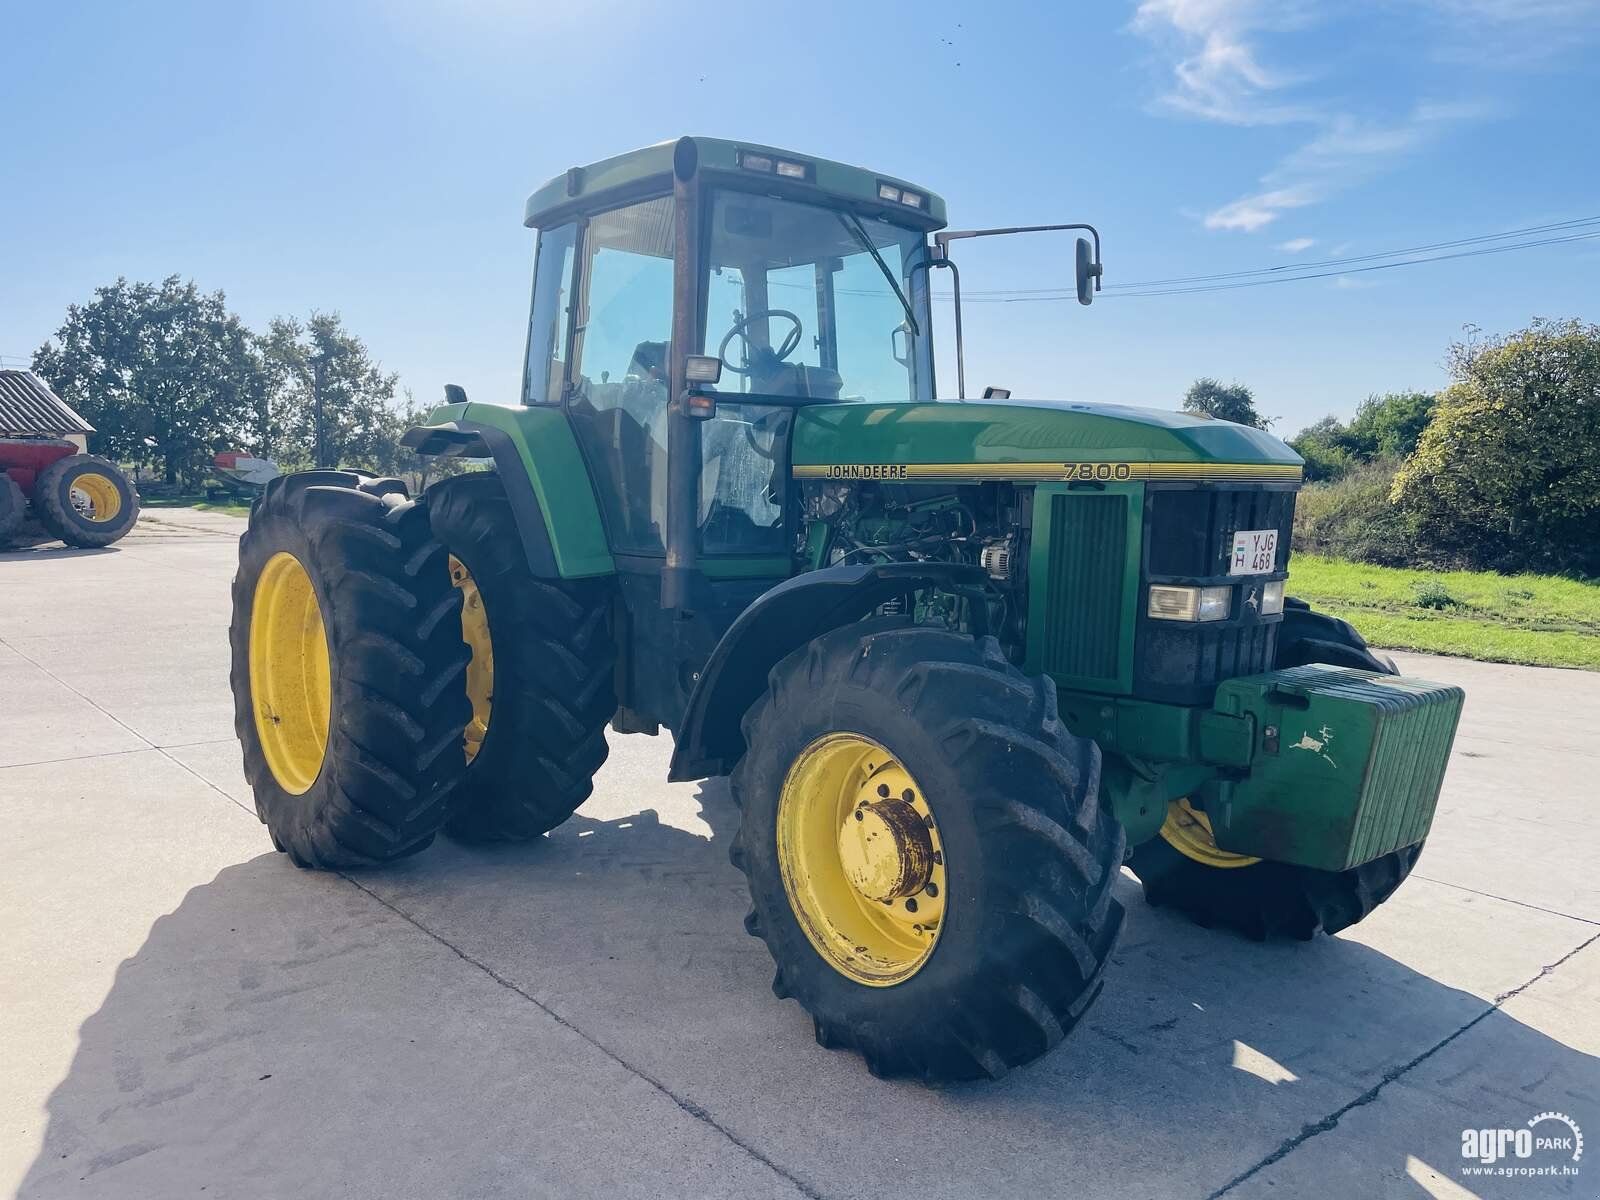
[789,400,1303,484]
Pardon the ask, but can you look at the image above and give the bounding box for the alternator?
[980,539,1016,583]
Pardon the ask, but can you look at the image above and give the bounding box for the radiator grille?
[1042,492,1127,683]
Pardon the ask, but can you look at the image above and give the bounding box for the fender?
[668,561,991,782]
[402,402,614,579]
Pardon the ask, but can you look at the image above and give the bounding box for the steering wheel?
[717,309,803,375]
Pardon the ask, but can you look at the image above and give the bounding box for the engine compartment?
[797,479,1033,661]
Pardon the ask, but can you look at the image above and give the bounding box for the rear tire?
[229,470,471,868]
[731,618,1125,1081]
[0,473,25,547]
[32,454,140,547]
[1129,600,1420,939]
[425,472,616,843]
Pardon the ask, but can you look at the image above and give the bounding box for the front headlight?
[1148,584,1232,622]
[1261,579,1286,615]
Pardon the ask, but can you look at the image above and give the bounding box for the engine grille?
[1040,491,1128,686]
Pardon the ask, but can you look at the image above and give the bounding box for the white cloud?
[1205,187,1316,231]
[1202,105,1483,230]
[1274,237,1317,253]
[1131,1,1575,233]
[1132,0,1316,124]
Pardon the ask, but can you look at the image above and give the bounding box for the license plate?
[1230,528,1278,575]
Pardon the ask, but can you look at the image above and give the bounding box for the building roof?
[0,370,95,436]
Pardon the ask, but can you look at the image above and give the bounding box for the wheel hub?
[838,796,934,902]
[776,734,947,986]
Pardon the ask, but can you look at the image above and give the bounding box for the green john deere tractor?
[229,137,1465,1081]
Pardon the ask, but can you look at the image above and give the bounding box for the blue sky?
[2,0,1595,436]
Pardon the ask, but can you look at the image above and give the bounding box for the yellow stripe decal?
[792,462,1303,483]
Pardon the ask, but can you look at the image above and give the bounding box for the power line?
[953,215,1600,298]
[938,229,1600,303]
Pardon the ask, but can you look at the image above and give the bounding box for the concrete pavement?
[2,509,1596,1199]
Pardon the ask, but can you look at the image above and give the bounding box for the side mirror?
[443,383,468,405]
[1075,238,1103,306]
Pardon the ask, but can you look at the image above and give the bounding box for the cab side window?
[566,197,675,555]
[522,223,576,405]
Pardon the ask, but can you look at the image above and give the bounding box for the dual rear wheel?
[230,471,614,867]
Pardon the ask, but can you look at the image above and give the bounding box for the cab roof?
[524,136,948,232]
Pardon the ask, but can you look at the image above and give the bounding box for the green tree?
[1342,391,1436,459]
[1182,378,1271,429]
[1393,319,1600,574]
[259,313,404,472]
[32,276,264,484]
[1288,392,1437,483]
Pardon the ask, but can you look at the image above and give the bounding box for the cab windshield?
[703,191,929,403]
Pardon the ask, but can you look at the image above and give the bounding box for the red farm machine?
[0,370,140,550]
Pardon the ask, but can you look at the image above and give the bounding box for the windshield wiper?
[838,212,920,337]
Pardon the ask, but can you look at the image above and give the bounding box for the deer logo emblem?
[1289,725,1337,769]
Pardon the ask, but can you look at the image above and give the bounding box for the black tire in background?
[1129,599,1421,939]
[32,454,140,548]
[0,472,25,547]
[425,472,616,843]
[229,471,472,868]
[731,618,1126,1081]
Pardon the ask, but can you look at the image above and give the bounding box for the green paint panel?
[424,402,614,579]
[1207,665,1465,871]
[792,400,1302,468]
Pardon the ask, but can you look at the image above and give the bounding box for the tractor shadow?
[20,773,1600,1199]
[0,544,120,560]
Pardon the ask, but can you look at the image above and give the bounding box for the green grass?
[1288,554,1600,670]
[140,494,252,516]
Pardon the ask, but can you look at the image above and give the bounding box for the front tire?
[1129,599,1420,939]
[424,472,616,843]
[731,618,1125,1081]
[229,471,471,868]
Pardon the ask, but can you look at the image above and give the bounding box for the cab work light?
[877,181,926,209]
[739,150,813,180]
[1148,584,1231,622]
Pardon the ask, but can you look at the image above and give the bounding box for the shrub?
[1411,579,1461,610]
[1393,318,1600,575]
[1292,460,1420,567]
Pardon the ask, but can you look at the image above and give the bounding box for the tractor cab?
[513,138,952,591]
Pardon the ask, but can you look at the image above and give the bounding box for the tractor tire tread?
[729,616,1125,1082]
[425,472,617,844]
[230,474,470,869]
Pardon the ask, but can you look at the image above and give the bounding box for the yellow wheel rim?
[249,552,331,794]
[777,733,945,987]
[1160,797,1261,869]
[69,472,123,522]
[450,554,493,763]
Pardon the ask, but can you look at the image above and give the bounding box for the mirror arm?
[911,254,965,400]
[935,221,1103,287]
